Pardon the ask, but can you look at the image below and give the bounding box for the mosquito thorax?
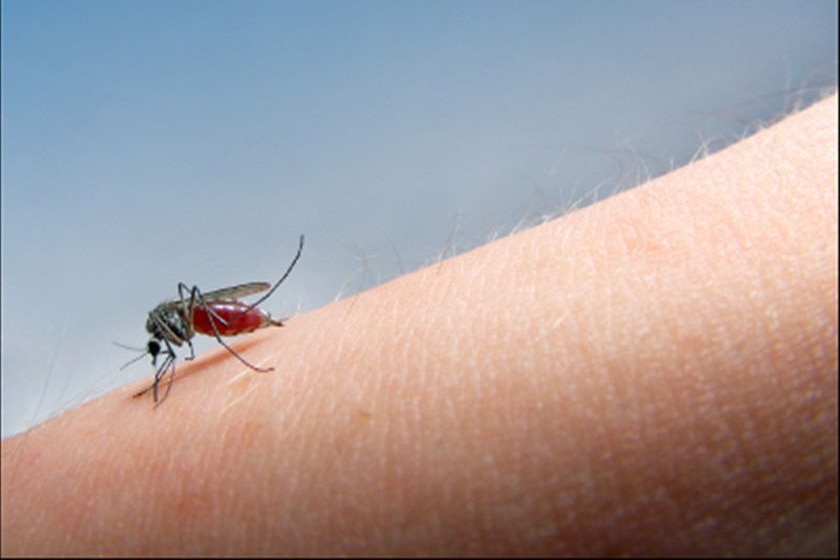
[146,302,191,346]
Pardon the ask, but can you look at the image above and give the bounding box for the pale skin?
[2,94,836,556]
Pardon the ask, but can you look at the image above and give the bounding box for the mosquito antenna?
[113,341,146,352]
[242,234,304,313]
[114,340,161,370]
[115,345,152,370]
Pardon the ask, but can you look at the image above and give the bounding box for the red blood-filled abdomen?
[192,301,273,337]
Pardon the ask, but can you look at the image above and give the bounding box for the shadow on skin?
[130,333,275,406]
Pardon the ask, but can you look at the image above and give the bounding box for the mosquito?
[124,235,304,403]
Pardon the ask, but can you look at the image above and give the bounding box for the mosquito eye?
[148,340,161,357]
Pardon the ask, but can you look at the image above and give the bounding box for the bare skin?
[2,94,836,556]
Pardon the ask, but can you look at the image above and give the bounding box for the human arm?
[2,94,836,556]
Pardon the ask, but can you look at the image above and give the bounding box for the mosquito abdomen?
[192,301,280,337]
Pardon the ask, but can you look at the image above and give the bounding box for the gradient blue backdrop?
[2,0,837,436]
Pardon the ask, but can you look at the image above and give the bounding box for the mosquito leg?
[133,358,163,399]
[178,282,229,331]
[239,235,304,314]
[132,344,177,401]
[211,332,273,372]
[177,282,193,307]
[153,360,162,403]
[157,355,176,405]
[152,349,176,403]
[183,284,232,328]
[197,300,274,372]
[176,284,273,372]
[134,369,160,398]
[177,282,232,363]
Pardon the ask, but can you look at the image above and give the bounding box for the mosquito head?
[115,339,156,370]
[147,339,162,365]
[115,335,171,368]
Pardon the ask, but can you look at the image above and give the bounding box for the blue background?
[2,0,837,436]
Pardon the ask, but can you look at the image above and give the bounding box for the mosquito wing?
[201,282,271,302]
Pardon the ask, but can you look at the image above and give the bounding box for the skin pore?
[2,94,836,556]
